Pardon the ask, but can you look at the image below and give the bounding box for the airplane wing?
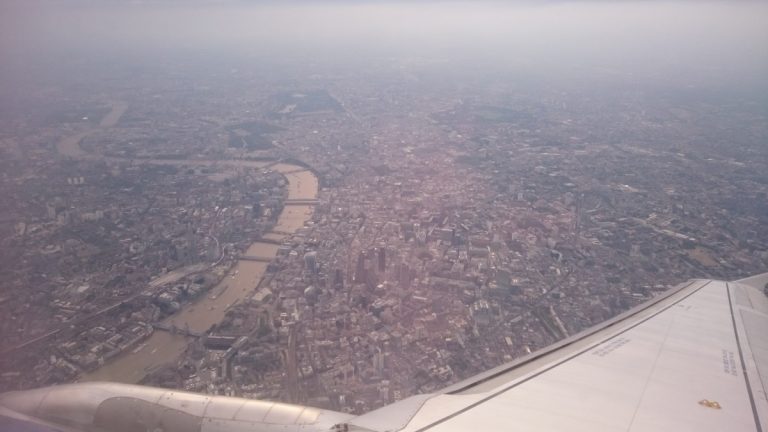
[349,275,768,432]
[1,274,766,432]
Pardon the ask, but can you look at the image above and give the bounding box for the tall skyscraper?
[354,252,366,283]
[377,247,386,273]
[332,269,344,290]
[304,251,318,275]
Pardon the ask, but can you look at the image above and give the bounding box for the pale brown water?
[58,103,318,383]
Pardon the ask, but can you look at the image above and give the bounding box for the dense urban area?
[1,55,767,414]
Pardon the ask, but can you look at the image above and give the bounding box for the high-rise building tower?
[377,247,386,273]
[354,252,366,283]
[304,251,318,275]
[332,269,344,290]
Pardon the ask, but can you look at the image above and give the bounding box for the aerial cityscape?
[1,0,767,418]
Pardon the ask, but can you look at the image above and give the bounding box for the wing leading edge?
[1,275,766,432]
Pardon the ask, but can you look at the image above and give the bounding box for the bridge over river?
[237,255,273,262]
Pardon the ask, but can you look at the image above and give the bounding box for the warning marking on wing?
[592,337,631,357]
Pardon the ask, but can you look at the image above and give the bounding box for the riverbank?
[56,102,319,383]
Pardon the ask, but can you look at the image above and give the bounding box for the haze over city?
[1,0,766,415]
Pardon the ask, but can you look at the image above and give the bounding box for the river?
[56,103,318,383]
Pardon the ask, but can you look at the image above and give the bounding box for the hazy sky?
[1,1,767,90]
